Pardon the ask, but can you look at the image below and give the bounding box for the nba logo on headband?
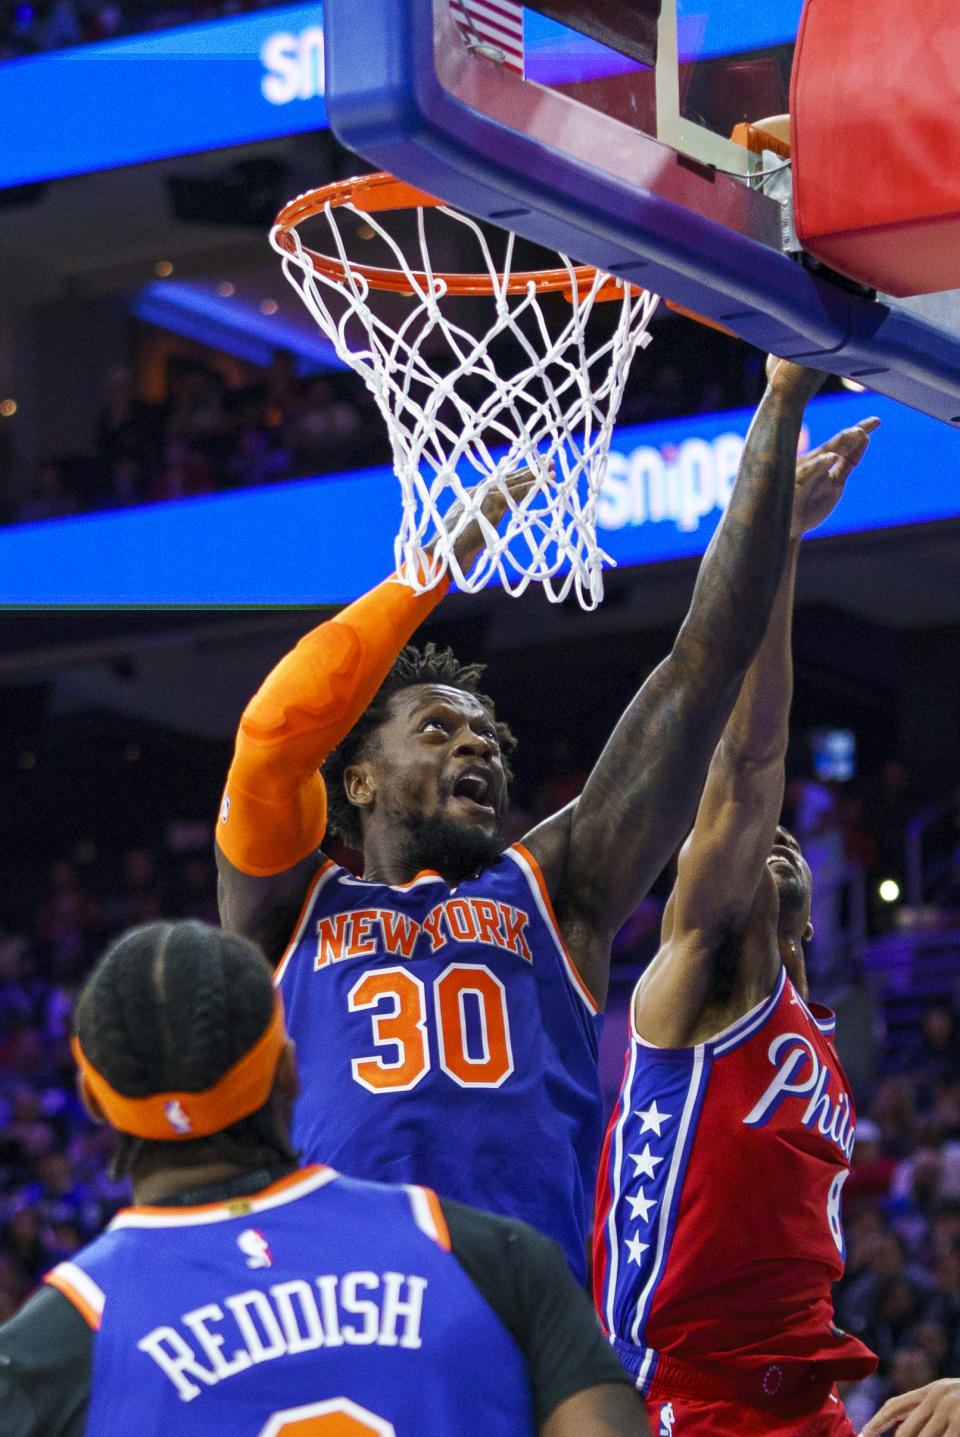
[164,1099,193,1135]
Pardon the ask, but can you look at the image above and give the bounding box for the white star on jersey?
[634,1099,671,1136]
[625,1232,649,1266]
[629,1143,664,1180]
[626,1187,656,1222]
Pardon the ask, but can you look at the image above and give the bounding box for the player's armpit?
[541,1382,652,1437]
[217,572,449,877]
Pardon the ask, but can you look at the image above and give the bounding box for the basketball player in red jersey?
[593,380,880,1431]
[216,359,864,1283]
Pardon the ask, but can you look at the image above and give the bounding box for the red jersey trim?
[509,843,600,1014]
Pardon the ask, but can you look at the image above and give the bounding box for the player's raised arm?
[633,410,876,1044]
[216,477,529,962]
[523,359,853,1005]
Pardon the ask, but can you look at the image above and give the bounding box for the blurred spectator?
[39,0,80,46]
[150,435,214,501]
[102,846,165,930]
[95,365,162,479]
[34,860,104,980]
[15,460,79,523]
[789,770,848,975]
[284,375,365,474]
[844,1118,897,1211]
[105,455,147,507]
[867,759,921,891]
[905,1003,960,1092]
[222,384,291,488]
[870,1076,919,1159]
[936,842,960,916]
[265,348,303,429]
[926,1238,960,1341]
[170,853,218,924]
[165,360,226,448]
[0,0,305,59]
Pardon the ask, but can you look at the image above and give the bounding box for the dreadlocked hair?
[73,920,297,1183]
[322,642,516,848]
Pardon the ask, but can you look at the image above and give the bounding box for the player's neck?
[360,817,498,887]
[361,842,437,887]
[131,1159,257,1207]
[779,935,809,1001]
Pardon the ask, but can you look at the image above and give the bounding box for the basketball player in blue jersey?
[0,918,647,1437]
[216,358,863,1284]
[593,380,880,1434]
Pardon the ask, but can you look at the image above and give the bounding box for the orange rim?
[271,171,628,300]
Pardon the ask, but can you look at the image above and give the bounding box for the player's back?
[593,968,876,1398]
[47,1166,536,1436]
[275,844,602,1282]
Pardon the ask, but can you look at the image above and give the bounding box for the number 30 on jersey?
[347,963,514,1092]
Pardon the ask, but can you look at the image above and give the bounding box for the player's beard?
[400,811,505,883]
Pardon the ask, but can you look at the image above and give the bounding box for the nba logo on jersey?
[164,1099,192,1135]
[219,793,230,823]
[237,1228,273,1268]
[659,1400,676,1435]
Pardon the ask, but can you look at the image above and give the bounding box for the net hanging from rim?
[271,173,659,609]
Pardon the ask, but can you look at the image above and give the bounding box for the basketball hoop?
[270,172,659,608]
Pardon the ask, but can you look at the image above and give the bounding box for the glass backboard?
[317,0,960,424]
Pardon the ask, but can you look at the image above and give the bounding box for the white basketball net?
[271,197,659,609]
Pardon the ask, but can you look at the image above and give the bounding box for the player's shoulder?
[438,1197,573,1307]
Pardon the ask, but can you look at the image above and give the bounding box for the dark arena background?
[2,0,960,1428]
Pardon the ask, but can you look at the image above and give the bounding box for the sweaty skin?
[218,362,849,1013]
[634,402,877,1045]
[860,1378,960,1437]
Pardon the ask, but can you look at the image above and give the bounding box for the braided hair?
[73,920,297,1182]
[323,641,516,849]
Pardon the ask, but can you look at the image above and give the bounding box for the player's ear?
[76,1071,108,1125]
[804,919,814,942]
[343,763,376,811]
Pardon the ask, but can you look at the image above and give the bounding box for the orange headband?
[71,993,287,1141]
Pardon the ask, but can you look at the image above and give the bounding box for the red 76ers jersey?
[593,967,876,1388]
[275,844,603,1285]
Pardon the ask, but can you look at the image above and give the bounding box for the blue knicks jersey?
[45,1167,536,1436]
[275,843,603,1283]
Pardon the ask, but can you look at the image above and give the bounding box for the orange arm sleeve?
[217,573,450,876]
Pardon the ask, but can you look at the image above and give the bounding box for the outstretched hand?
[790,415,879,538]
[428,466,538,577]
[860,1377,960,1436]
[765,354,830,407]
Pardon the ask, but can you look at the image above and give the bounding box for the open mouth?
[451,767,495,814]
